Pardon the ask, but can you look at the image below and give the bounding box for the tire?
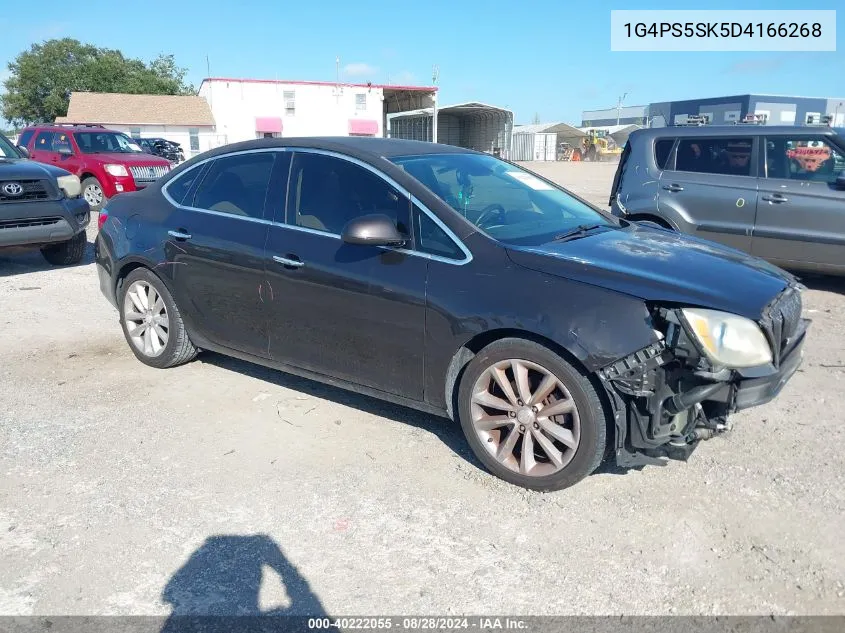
[41,231,87,266]
[82,176,107,212]
[457,338,607,492]
[118,268,197,369]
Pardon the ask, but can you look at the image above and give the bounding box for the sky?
[1,0,842,125]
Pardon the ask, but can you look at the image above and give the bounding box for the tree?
[1,38,195,126]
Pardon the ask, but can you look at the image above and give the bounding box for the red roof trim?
[202,77,438,92]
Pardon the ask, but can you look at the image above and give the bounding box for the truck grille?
[763,286,803,365]
[130,165,170,184]
[0,217,61,229]
[0,179,50,202]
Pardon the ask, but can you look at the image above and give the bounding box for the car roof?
[191,136,477,163]
[631,125,841,140]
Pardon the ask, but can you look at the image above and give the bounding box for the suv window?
[413,204,463,260]
[53,132,73,154]
[765,136,845,183]
[17,130,34,148]
[654,139,675,169]
[193,152,275,219]
[675,137,754,177]
[288,152,410,235]
[34,132,54,152]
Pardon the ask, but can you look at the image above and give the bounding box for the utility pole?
[616,92,628,126]
[432,64,440,143]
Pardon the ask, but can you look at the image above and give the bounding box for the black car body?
[609,125,845,276]
[95,137,809,491]
[0,132,90,265]
[136,137,184,164]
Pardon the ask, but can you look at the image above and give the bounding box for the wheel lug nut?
[533,422,540,430]
[508,411,516,418]
[532,406,538,413]
[519,425,526,433]
[517,399,524,406]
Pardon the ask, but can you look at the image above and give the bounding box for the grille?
[129,164,171,183]
[764,287,803,363]
[0,217,61,229]
[0,180,50,202]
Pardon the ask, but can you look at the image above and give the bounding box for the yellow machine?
[574,129,623,162]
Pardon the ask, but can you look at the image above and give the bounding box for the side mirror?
[341,213,407,247]
[836,173,845,190]
[16,145,29,158]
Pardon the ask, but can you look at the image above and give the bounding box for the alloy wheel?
[123,280,170,357]
[470,359,581,477]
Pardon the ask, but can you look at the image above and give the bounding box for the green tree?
[1,38,195,126]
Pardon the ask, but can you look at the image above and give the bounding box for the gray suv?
[609,125,845,276]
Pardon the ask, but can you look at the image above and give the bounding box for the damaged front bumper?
[597,287,810,468]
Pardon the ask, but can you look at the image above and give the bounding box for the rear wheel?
[457,338,607,492]
[82,176,107,212]
[118,268,197,369]
[41,231,87,266]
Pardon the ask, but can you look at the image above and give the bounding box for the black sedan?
[95,137,809,491]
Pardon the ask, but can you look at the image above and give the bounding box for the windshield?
[74,131,143,154]
[0,133,21,159]
[390,152,616,246]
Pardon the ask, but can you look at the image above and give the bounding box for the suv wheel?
[118,268,198,369]
[457,338,607,492]
[82,176,107,212]
[40,232,87,266]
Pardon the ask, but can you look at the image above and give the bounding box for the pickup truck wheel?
[118,268,198,368]
[41,231,87,266]
[457,338,607,492]
[82,177,107,212]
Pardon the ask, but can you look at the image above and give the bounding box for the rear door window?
[676,137,754,177]
[33,132,54,152]
[193,152,276,219]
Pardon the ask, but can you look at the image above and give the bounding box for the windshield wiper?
[551,223,607,243]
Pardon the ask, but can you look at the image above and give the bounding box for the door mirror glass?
[341,213,407,247]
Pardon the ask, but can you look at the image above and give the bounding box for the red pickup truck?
[16,124,172,212]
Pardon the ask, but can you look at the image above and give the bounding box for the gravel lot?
[1,162,844,617]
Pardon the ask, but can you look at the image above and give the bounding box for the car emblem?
[2,182,23,196]
[148,167,156,178]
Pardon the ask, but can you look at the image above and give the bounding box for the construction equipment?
[557,141,576,161]
[675,114,711,127]
[573,129,623,161]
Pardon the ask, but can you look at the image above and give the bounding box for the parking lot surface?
[2,162,844,616]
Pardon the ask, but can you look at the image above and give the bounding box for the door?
[166,149,283,358]
[752,134,845,270]
[51,131,82,175]
[658,135,759,252]
[264,150,428,400]
[30,131,56,164]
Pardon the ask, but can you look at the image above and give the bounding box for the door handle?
[167,229,192,240]
[662,184,684,192]
[761,194,788,203]
[273,255,305,268]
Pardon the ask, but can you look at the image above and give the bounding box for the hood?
[0,157,71,179]
[505,224,795,319]
[87,152,171,166]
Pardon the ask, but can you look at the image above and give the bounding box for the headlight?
[104,164,129,177]
[681,308,773,368]
[56,174,81,198]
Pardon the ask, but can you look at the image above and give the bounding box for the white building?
[56,92,221,158]
[198,77,437,143]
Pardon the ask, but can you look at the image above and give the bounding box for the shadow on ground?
[797,272,845,296]
[160,534,328,632]
[204,352,480,469]
[0,238,96,277]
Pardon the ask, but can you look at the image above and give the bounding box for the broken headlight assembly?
[679,308,773,369]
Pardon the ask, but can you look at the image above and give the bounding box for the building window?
[675,137,753,177]
[805,112,821,125]
[284,91,295,116]
[129,127,141,138]
[189,128,200,152]
[355,93,367,112]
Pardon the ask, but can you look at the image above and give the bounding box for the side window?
[676,137,753,177]
[413,204,464,260]
[165,165,205,206]
[288,152,410,235]
[654,139,675,170]
[53,132,73,154]
[34,132,54,152]
[17,130,34,148]
[766,136,844,183]
[193,152,275,219]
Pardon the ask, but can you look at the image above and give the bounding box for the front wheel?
[41,231,87,266]
[457,338,607,492]
[82,176,107,212]
[118,268,198,369]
